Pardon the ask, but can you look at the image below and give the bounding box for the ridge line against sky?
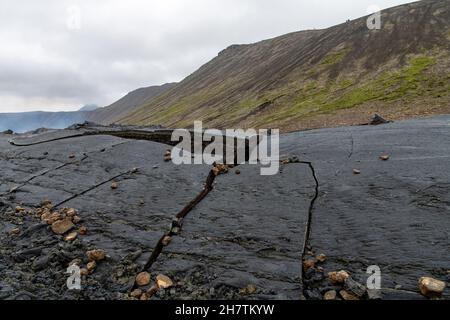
[0,0,415,113]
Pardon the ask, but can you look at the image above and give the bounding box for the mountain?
[79,104,99,112]
[117,0,450,132]
[88,83,176,124]
[0,111,91,133]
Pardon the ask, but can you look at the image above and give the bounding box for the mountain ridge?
[117,0,450,132]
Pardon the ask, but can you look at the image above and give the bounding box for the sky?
[0,0,415,113]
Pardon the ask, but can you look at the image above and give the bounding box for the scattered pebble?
[328,270,350,285]
[69,154,75,159]
[340,290,359,300]
[86,249,106,262]
[156,274,174,289]
[136,272,151,287]
[316,253,327,263]
[240,284,257,295]
[87,261,97,273]
[353,169,361,175]
[323,290,337,300]
[130,289,143,299]
[78,226,88,235]
[303,259,316,271]
[235,169,241,175]
[51,218,75,235]
[64,232,78,242]
[10,228,20,236]
[380,155,390,161]
[419,277,446,298]
[15,206,25,213]
[72,215,81,224]
[111,182,118,190]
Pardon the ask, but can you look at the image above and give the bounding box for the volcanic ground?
[0,116,449,300]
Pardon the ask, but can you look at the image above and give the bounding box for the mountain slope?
[120,0,450,131]
[88,83,176,125]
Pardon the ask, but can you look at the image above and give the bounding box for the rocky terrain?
[114,0,450,132]
[0,116,449,300]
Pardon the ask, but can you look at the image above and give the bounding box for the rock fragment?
[156,274,173,289]
[340,290,359,300]
[111,182,118,190]
[87,261,97,273]
[380,155,390,161]
[86,249,106,262]
[240,284,257,295]
[323,290,337,300]
[419,277,446,298]
[328,270,350,284]
[303,259,316,271]
[316,253,327,263]
[51,218,75,235]
[353,169,361,175]
[64,232,78,242]
[10,228,21,236]
[78,226,88,235]
[130,289,143,299]
[136,272,151,287]
[370,114,390,125]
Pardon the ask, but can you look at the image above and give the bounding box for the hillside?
[118,0,450,132]
[88,83,176,125]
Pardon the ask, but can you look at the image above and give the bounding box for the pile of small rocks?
[130,272,174,300]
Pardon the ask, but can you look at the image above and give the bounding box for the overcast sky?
[0,0,415,113]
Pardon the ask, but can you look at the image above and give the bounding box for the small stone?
[136,272,151,287]
[165,150,171,156]
[316,253,327,263]
[111,182,118,189]
[48,212,62,224]
[418,277,446,298]
[86,249,106,262]
[64,232,78,242]
[147,285,159,297]
[380,155,390,161]
[72,215,81,224]
[240,284,257,295]
[328,270,350,285]
[212,167,220,176]
[340,290,359,300]
[15,206,25,213]
[353,169,361,175]
[156,274,173,289]
[303,259,316,271]
[235,169,241,175]
[65,208,77,217]
[78,226,88,235]
[130,289,142,299]
[323,290,337,300]
[51,218,75,235]
[162,236,172,246]
[87,261,97,273]
[140,293,150,300]
[80,268,89,276]
[10,228,20,236]
[164,155,172,162]
[69,154,75,159]
[139,199,145,205]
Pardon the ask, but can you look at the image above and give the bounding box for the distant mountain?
[0,111,91,133]
[79,104,99,112]
[118,0,450,132]
[88,83,176,124]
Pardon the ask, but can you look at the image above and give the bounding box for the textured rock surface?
[1,116,450,300]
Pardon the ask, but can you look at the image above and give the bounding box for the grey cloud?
[0,0,414,112]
